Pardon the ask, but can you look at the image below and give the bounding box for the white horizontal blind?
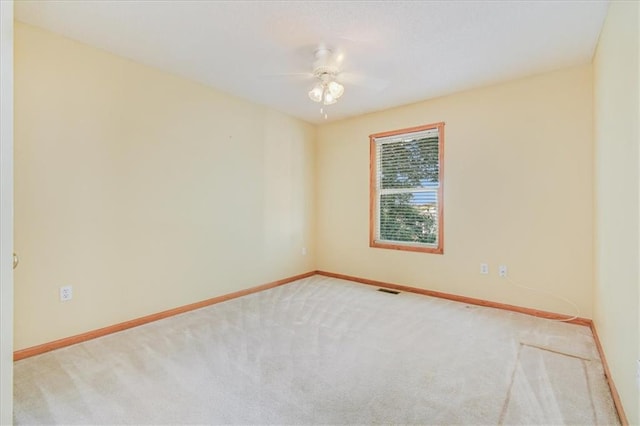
[374,128,440,247]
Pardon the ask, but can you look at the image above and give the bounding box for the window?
[370,122,444,254]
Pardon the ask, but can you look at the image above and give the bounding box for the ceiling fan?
[267,44,387,118]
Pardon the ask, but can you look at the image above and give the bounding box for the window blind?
[373,127,441,248]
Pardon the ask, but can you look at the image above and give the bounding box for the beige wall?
[593,1,640,423]
[317,66,594,318]
[13,23,316,350]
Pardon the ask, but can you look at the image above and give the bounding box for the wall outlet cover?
[499,265,508,278]
[60,285,73,302]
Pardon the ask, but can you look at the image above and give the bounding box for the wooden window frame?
[369,122,445,254]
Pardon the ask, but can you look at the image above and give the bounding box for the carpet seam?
[498,342,523,425]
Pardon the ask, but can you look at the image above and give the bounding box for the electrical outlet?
[480,263,489,274]
[301,247,307,256]
[499,265,508,278]
[60,285,73,302]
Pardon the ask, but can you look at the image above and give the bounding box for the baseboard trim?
[589,322,628,425]
[13,271,315,361]
[316,270,592,326]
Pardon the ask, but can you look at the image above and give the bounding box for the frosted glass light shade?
[323,91,337,105]
[308,85,323,102]
[328,81,344,99]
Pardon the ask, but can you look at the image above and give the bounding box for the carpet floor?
[14,275,620,424]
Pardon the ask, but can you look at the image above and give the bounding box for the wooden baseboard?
[13,271,316,361]
[316,270,592,326]
[589,322,629,425]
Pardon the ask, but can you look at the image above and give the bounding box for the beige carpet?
[14,275,619,424]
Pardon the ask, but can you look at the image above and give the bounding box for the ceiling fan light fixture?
[308,57,345,108]
[309,79,344,105]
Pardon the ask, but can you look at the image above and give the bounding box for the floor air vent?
[377,288,400,295]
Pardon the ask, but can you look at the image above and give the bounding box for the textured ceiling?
[15,1,609,124]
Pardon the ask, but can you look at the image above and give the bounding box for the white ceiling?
[15,1,609,124]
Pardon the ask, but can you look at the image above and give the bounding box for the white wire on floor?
[505,276,581,322]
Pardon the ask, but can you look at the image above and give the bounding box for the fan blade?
[338,72,388,91]
[261,72,314,80]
